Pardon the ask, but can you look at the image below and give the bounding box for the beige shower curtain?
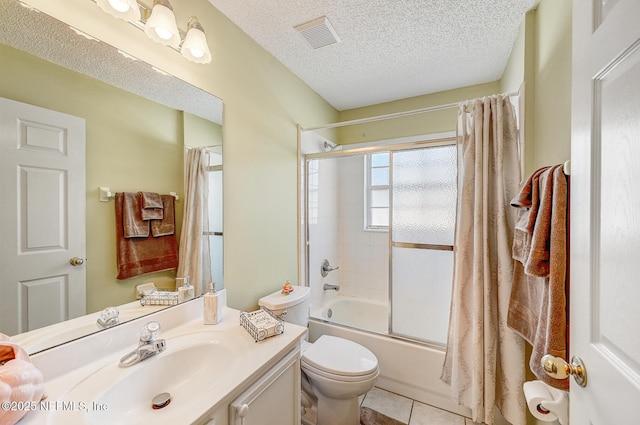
[177,146,212,295]
[441,95,526,425]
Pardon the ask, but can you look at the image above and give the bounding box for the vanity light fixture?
[181,17,211,64]
[144,0,181,48]
[92,0,212,64]
[96,0,140,22]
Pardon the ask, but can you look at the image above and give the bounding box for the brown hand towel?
[115,192,178,280]
[151,194,176,237]
[139,191,163,221]
[511,166,548,263]
[122,192,149,238]
[508,165,568,390]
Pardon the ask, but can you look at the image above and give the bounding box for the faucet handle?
[96,306,120,329]
[140,321,161,342]
[321,259,340,277]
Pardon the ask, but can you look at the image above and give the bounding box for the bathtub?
[310,296,388,334]
[308,297,471,418]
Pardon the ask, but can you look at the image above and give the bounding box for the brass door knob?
[541,354,587,387]
[70,257,85,266]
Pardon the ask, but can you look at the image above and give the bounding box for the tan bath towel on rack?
[151,194,175,237]
[507,165,568,390]
[122,192,149,238]
[115,192,178,280]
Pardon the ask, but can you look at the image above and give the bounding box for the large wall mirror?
[0,0,223,354]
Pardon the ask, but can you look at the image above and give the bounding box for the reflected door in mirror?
[0,97,86,335]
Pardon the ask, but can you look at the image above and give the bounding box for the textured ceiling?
[0,0,223,125]
[210,0,539,111]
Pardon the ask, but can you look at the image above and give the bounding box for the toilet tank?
[258,285,311,328]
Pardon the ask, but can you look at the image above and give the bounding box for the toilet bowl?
[258,286,379,425]
[301,335,379,425]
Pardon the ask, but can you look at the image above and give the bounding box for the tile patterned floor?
[362,387,481,425]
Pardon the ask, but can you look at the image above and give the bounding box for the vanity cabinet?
[197,346,301,425]
[230,347,300,425]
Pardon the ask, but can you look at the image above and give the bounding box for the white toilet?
[259,285,379,425]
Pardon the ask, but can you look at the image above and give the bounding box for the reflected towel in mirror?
[122,192,150,238]
[151,194,175,237]
[116,192,178,280]
[139,191,163,220]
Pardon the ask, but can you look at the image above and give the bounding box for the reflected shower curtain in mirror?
[441,95,526,425]
[177,147,212,295]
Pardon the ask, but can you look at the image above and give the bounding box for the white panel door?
[571,0,640,422]
[0,97,86,336]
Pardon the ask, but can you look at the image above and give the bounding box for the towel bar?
[99,187,179,202]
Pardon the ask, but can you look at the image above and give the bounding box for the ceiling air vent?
[294,16,341,49]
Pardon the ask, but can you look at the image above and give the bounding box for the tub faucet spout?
[323,283,340,291]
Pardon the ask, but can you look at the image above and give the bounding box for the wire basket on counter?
[239,308,284,342]
[140,291,179,306]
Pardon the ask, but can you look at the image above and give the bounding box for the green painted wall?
[529,0,572,174]
[336,81,501,144]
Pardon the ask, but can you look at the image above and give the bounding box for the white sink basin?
[48,330,248,424]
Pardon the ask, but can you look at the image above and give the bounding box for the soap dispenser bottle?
[177,276,194,303]
[204,283,221,325]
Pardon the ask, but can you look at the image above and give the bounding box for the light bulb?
[96,0,140,22]
[154,26,173,40]
[108,0,130,13]
[189,48,205,59]
[144,0,180,48]
[181,17,211,64]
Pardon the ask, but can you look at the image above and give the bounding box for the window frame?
[365,151,390,231]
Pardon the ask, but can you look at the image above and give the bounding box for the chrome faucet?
[323,283,340,291]
[96,306,120,329]
[119,321,166,367]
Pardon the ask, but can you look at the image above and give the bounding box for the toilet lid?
[301,335,378,377]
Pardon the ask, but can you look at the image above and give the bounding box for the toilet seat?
[301,335,378,380]
[301,360,379,383]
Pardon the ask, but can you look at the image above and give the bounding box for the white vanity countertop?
[16,298,307,424]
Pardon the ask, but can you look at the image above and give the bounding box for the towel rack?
[563,160,571,176]
[99,187,179,202]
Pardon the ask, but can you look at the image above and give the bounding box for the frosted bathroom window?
[366,152,390,229]
[392,145,457,246]
[389,144,456,343]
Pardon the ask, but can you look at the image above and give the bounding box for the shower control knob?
[321,259,340,277]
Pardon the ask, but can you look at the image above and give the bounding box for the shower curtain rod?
[301,90,520,132]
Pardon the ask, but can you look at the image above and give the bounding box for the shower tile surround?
[309,154,389,305]
[338,155,389,302]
